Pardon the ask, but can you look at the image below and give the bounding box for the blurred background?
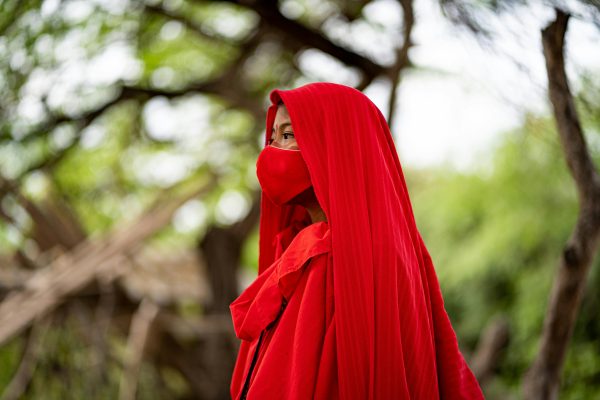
[1,0,599,399]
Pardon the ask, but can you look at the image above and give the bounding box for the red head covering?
[255,82,484,399]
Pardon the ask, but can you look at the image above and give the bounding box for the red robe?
[230,82,485,399]
[230,220,337,399]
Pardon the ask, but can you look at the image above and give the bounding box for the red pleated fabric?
[230,220,337,399]
[229,82,485,399]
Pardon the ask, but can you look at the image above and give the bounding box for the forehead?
[272,105,291,128]
[275,104,289,117]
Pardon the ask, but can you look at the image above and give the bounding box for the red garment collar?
[230,221,330,341]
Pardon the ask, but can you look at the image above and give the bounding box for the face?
[269,104,299,150]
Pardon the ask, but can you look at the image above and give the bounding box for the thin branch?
[119,297,160,400]
[0,314,53,400]
[387,0,415,127]
[210,0,387,80]
[0,174,85,252]
[90,281,117,392]
[470,315,510,385]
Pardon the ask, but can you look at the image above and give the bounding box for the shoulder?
[279,221,330,262]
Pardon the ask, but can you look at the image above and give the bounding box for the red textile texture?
[229,82,485,399]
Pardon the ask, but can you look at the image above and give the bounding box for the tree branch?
[470,315,510,385]
[119,297,160,400]
[0,314,53,400]
[387,0,415,127]
[1,19,269,147]
[522,8,600,400]
[0,174,218,346]
[540,10,600,203]
[210,0,387,80]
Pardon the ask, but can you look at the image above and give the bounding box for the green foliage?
[0,336,23,390]
[408,95,600,397]
[241,222,260,272]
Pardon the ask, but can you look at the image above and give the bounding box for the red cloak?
[229,82,485,399]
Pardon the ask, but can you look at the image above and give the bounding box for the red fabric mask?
[256,145,313,206]
[231,82,485,399]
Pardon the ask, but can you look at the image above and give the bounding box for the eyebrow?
[271,122,292,132]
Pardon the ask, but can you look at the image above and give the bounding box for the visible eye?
[282,132,294,140]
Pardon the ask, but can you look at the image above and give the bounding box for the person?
[229,82,485,399]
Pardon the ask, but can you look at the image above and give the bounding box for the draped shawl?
[230,82,485,399]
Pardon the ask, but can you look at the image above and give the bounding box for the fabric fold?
[230,221,330,341]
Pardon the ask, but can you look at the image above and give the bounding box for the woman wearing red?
[229,82,485,399]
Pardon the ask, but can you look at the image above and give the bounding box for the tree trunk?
[522,8,600,400]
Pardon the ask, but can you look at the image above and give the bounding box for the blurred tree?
[434,2,600,398]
